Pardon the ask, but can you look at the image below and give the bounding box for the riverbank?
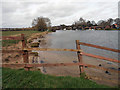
[2,31,50,69]
[2,68,111,88]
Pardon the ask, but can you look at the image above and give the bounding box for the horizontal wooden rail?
[82,52,120,63]
[2,49,119,63]
[2,36,22,40]
[86,64,119,73]
[25,63,120,73]
[23,48,82,52]
[87,75,118,84]
[2,48,82,53]
[2,50,23,53]
[2,64,25,67]
[79,42,120,53]
[2,63,120,73]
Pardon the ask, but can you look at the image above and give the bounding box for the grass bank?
[2,31,42,47]
[2,31,41,36]
[2,68,111,88]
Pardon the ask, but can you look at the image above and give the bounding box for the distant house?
[92,26,103,30]
[112,24,119,29]
[114,24,119,29]
[105,25,111,30]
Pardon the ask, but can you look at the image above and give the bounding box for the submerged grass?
[2,68,111,88]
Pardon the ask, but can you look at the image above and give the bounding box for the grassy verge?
[2,68,111,88]
[2,31,41,36]
[2,31,42,47]
[2,40,20,47]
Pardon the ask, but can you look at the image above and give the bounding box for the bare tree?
[73,17,87,27]
[43,17,51,30]
[91,21,96,26]
[97,20,107,27]
[79,17,85,23]
[32,16,51,31]
[106,18,113,26]
[114,18,120,26]
[87,20,92,27]
[79,17,87,26]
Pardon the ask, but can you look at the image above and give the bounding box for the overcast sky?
[1,0,120,28]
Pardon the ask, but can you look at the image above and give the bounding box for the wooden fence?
[76,40,120,74]
[2,34,120,76]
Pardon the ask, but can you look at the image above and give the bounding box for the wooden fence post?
[76,40,83,75]
[21,34,26,49]
[21,34,29,70]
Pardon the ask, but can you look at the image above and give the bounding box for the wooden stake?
[21,34,26,49]
[23,50,29,63]
[21,34,29,70]
[76,40,83,75]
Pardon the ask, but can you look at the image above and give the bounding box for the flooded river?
[43,30,118,60]
[37,30,119,86]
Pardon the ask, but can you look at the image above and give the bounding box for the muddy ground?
[2,32,49,69]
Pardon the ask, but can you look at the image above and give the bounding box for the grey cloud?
[1,0,118,28]
[82,2,118,22]
[3,0,119,2]
[2,2,17,14]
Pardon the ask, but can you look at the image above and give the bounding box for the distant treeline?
[0,28,35,31]
[1,17,120,31]
[52,17,120,30]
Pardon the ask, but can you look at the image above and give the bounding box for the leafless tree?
[79,17,87,26]
[97,20,107,27]
[114,18,120,26]
[91,21,96,26]
[32,16,51,31]
[73,17,87,27]
[106,18,114,25]
[87,20,92,27]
